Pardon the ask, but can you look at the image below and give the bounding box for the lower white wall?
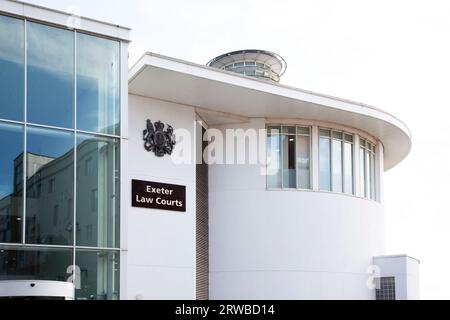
[126,95,197,300]
[209,190,385,300]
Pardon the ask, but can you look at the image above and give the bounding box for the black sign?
[132,179,186,212]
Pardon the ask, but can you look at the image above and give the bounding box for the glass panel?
[0,246,73,282]
[360,147,366,198]
[0,15,24,121]
[332,139,343,193]
[371,153,376,200]
[282,135,296,188]
[343,142,354,195]
[267,134,281,188]
[0,122,24,243]
[366,150,371,199]
[319,137,331,191]
[77,33,120,135]
[344,134,353,143]
[267,126,281,134]
[282,126,296,134]
[297,126,310,135]
[26,127,74,245]
[76,133,120,248]
[27,21,74,128]
[360,139,366,149]
[332,131,343,140]
[75,250,119,300]
[319,129,331,137]
[297,135,310,189]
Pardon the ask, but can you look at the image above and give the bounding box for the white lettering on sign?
[146,185,174,196]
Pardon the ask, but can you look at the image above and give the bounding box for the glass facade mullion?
[73,30,78,290]
[22,18,28,245]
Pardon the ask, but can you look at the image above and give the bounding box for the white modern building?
[0,0,419,300]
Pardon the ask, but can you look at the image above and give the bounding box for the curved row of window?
[222,61,280,82]
[266,125,378,201]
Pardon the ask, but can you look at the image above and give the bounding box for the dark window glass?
[0,15,24,121]
[26,127,74,245]
[27,22,74,128]
[0,246,73,282]
[77,33,120,135]
[282,135,296,188]
[75,250,119,300]
[0,122,24,243]
[76,133,120,248]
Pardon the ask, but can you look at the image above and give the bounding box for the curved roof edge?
[129,52,412,171]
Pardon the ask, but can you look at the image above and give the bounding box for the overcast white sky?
[26,0,450,299]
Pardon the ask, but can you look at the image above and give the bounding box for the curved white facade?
[208,120,385,300]
[209,191,384,299]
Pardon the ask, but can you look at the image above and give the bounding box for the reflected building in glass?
[0,2,127,300]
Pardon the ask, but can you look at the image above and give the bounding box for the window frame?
[266,125,312,191]
[319,128,355,196]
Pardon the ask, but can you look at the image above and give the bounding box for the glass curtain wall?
[267,125,311,190]
[0,14,121,300]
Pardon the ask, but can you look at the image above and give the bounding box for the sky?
[25,0,450,299]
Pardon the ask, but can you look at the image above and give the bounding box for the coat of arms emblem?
[143,120,176,157]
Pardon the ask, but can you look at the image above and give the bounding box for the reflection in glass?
[0,15,24,121]
[267,134,281,188]
[27,22,74,128]
[0,122,24,243]
[26,127,74,245]
[76,250,119,300]
[0,246,73,282]
[76,134,120,248]
[282,135,296,188]
[343,142,354,195]
[319,137,331,191]
[360,146,366,198]
[366,150,372,200]
[77,33,120,135]
[296,135,310,189]
[371,153,376,200]
[332,139,343,193]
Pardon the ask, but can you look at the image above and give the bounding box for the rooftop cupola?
[207,49,287,83]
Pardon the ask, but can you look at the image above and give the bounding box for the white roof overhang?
[129,52,411,171]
